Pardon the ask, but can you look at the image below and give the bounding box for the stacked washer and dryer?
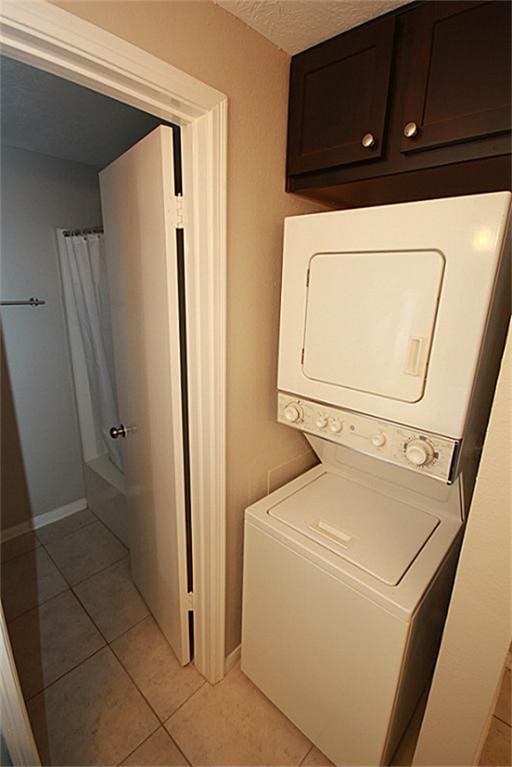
[241,192,511,766]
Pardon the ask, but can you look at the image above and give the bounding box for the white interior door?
[99,126,190,664]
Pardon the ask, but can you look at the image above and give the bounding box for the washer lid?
[268,472,440,586]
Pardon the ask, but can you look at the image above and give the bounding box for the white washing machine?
[241,193,511,766]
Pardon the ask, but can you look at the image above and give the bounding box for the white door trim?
[1,606,41,766]
[0,0,227,684]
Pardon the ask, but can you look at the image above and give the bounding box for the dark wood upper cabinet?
[286,1,511,206]
[287,16,396,174]
[399,1,511,154]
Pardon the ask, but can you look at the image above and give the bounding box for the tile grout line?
[163,677,208,726]
[108,620,207,765]
[0,540,41,566]
[23,607,156,705]
[9,511,204,767]
[36,515,98,547]
[115,724,192,767]
[3,511,127,618]
[69,551,130,589]
[1,512,96,569]
[3,584,70,626]
[7,586,74,628]
[114,721,162,767]
[110,629,205,726]
[14,574,148,704]
[7,588,106,702]
[24,644,108,705]
[105,642,197,765]
[89,506,131,551]
[41,529,128,590]
[103,610,152,646]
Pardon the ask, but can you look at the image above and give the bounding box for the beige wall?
[53,0,329,652]
[413,327,511,766]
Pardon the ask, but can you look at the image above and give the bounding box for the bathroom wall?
[1,145,102,531]
[53,0,332,653]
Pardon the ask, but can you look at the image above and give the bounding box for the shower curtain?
[65,232,123,471]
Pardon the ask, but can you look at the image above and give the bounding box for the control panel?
[277,392,459,483]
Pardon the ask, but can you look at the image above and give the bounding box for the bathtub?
[83,453,130,548]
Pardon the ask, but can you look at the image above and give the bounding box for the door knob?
[110,424,127,439]
[361,132,376,149]
[403,121,419,138]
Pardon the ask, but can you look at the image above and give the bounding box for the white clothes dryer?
[277,192,510,441]
[241,193,511,766]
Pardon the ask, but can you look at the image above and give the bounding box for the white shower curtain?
[65,232,123,471]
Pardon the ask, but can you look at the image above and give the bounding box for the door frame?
[0,605,41,766]
[0,1,227,684]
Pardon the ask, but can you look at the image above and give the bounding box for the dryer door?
[302,250,445,402]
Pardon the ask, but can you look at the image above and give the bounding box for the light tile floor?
[3,509,440,766]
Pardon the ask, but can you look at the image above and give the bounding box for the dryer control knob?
[315,415,328,429]
[371,433,386,448]
[405,438,435,467]
[328,418,343,434]
[284,403,302,423]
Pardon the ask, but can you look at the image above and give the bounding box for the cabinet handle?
[403,121,419,139]
[361,132,376,149]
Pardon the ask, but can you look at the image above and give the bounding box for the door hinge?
[184,591,194,611]
[175,194,184,229]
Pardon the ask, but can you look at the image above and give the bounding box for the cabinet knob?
[361,132,376,149]
[403,121,419,139]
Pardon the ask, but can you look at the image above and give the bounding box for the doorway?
[0,22,228,767]
[0,47,210,762]
[0,0,227,685]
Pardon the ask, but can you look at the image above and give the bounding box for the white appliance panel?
[241,467,463,765]
[303,250,444,402]
[242,521,408,767]
[268,471,440,585]
[278,192,511,438]
[277,393,459,483]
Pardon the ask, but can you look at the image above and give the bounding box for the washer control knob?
[284,403,302,423]
[371,433,386,448]
[328,418,343,434]
[315,415,328,429]
[405,438,435,467]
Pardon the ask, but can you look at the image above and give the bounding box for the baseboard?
[225,644,241,674]
[1,498,87,542]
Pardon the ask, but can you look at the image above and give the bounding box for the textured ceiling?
[0,56,164,168]
[215,0,412,54]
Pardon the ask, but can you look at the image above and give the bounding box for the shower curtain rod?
[63,227,104,237]
[0,297,46,307]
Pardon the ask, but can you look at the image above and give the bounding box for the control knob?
[315,415,328,429]
[328,418,343,434]
[371,433,386,448]
[284,403,303,423]
[405,438,435,467]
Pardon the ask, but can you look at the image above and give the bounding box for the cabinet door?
[287,16,396,175]
[400,1,511,154]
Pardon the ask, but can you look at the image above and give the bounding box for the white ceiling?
[215,0,412,55]
[0,56,164,168]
